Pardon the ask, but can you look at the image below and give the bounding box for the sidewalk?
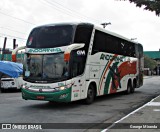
[103,95,160,132]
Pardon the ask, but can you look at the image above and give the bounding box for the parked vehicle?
[0,61,23,92]
[0,74,23,92]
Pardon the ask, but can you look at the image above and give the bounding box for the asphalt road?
[0,76,160,132]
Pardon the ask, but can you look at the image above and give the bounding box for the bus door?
[70,50,86,100]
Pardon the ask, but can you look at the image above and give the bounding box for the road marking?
[153,109,160,112]
[101,95,160,132]
[146,102,160,106]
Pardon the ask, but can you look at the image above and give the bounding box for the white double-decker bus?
[12,23,143,104]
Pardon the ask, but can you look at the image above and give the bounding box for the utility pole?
[13,39,16,49]
[0,37,7,90]
[1,37,7,61]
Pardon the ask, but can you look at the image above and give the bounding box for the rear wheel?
[131,81,136,93]
[125,82,132,94]
[84,84,95,104]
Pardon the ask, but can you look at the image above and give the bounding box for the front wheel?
[84,84,95,104]
[0,88,5,93]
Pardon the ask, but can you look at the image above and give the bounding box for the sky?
[0,0,159,51]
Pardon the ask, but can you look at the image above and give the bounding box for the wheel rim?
[88,88,93,99]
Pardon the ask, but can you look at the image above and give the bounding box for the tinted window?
[26,25,74,48]
[70,50,86,77]
[119,40,135,57]
[70,24,93,77]
[92,30,119,55]
[23,53,69,83]
[92,30,136,57]
[74,24,93,53]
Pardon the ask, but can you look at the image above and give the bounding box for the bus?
[12,23,143,104]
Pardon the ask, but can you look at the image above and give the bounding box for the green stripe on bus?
[104,62,119,94]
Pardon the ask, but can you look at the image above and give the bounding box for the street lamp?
[131,38,137,41]
[101,22,111,28]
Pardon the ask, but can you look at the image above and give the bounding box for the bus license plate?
[37,96,45,100]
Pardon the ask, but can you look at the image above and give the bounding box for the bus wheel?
[125,82,132,94]
[85,84,95,104]
[131,82,136,93]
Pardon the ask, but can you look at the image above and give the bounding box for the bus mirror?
[64,43,85,62]
[12,54,17,62]
[12,46,25,62]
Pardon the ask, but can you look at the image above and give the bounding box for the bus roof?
[93,25,139,45]
[33,22,140,45]
[34,22,93,29]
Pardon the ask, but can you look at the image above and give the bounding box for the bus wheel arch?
[84,82,97,104]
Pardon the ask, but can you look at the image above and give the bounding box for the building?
[0,48,24,63]
[144,50,160,75]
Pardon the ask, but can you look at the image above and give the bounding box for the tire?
[0,88,5,93]
[125,82,132,94]
[84,84,95,104]
[131,82,136,93]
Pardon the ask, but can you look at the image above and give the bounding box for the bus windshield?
[23,53,69,83]
[26,25,74,48]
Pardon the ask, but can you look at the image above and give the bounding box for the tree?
[144,55,157,70]
[129,0,160,16]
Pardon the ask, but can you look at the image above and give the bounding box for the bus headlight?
[59,86,65,90]
[59,83,72,91]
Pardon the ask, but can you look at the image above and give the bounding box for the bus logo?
[77,50,85,56]
[27,48,62,53]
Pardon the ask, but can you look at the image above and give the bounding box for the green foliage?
[144,55,157,70]
[129,0,160,16]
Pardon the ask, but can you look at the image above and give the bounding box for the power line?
[0,33,27,41]
[41,0,86,21]
[0,11,35,25]
[42,0,100,23]
[52,0,100,23]
[0,27,26,35]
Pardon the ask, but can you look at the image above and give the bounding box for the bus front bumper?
[21,88,71,102]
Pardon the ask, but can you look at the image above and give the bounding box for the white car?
[0,77,23,92]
